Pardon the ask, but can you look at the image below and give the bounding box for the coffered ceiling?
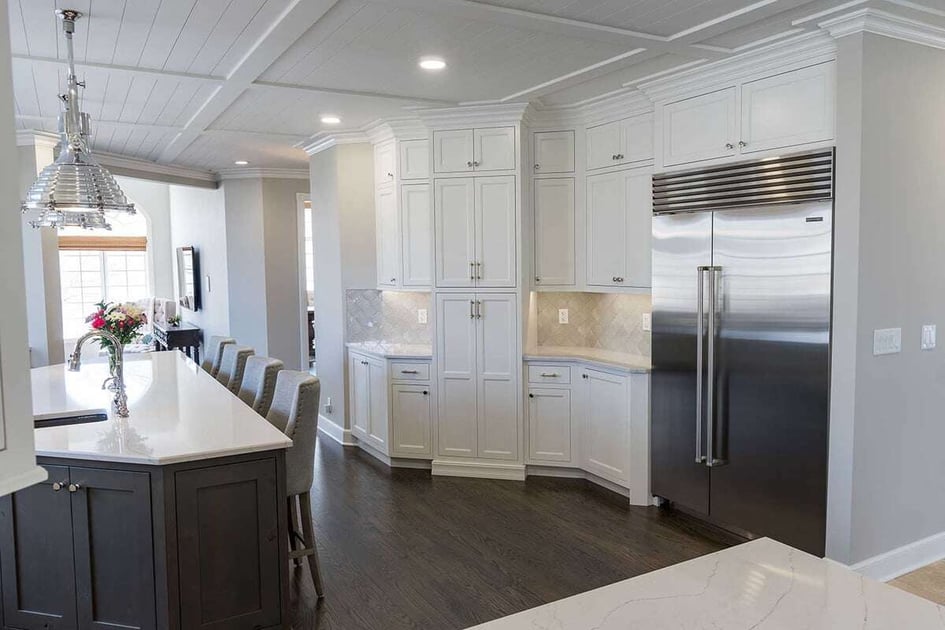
[7,0,945,173]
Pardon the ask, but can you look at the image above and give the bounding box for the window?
[304,201,314,305]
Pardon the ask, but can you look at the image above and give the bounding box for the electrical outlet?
[558,308,569,324]
[324,396,333,414]
[642,313,652,332]
[418,308,428,324]
[873,328,902,356]
[921,324,937,350]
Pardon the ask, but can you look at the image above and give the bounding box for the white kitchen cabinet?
[375,185,399,288]
[374,141,396,187]
[662,87,738,167]
[349,353,389,453]
[586,167,651,288]
[587,113,654,171]
[740,62,835,154]
[399,139,430,180]
[534,178,575,286]
[527,388,572,463]
[581,368,629,485]
[390,384,432,457]
[433,127,515,173]
[400,184,432,287]
[533,130,574,174]
[436,293,518,461]
[435,176,516,288]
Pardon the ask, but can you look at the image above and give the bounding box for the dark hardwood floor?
[290,438,732,629]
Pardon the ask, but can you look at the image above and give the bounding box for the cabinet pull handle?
[400,369,419,374]
[470,262,476,281]
[539,372,559,377]
[68,483,81,493]
[52,481,66,491]
[616,153,624,160]
[476,261,482,280]
[725,143,734,150]
[611,154,617,160]
[476,300,482,319]
[470,300,475,319]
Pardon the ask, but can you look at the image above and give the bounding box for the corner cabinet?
[586,167,652,289]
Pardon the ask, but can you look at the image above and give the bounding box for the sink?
[35,412,108,429]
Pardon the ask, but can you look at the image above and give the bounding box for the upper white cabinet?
[533,131,574,174]
[399,139,430,180]
[534,178,575,286]
[375,185,399,287]
[434,127,515,173]
[435,176,516,288]
[658,61,835,168]
[374,141,396,187]
[586,113,654,171]
[586,167,651,288]
[400,184,432,287]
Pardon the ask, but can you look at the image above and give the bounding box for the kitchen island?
[0,351,293,630]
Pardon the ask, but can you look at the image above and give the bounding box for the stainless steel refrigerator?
[650,149,833,556]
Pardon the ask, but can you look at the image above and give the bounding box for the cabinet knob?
[534,163,541,170]
[52,481,66,492]
[582,373,589,379]
[528,393,534,398]
[616,153,624,160]
[725,142,735,150]
[738,141,747,148]
[466,161,473,168]
[68,483,81,493]
[390,278,396,283]
[535,277,540,283]
[611,154,617,160]
[423,390,429,396]
[387,172,393,177]
[473,161,480,167]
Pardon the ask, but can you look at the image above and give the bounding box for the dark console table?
[153,322,202,364]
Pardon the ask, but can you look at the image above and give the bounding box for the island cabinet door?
[175,458,282,630]
[69,467,156,630]
[0,465,78,630]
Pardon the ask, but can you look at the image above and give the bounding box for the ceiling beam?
[158,0,343,164]
[251,81,457,106]
[12,55,223,85]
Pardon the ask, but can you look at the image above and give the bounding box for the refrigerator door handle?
[707,266,726,467]
[696,266,707,464]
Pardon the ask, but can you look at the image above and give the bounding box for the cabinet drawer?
[391,362,430,381]
[527,364,571,384]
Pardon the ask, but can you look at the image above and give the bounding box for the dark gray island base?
[0,449,289,630]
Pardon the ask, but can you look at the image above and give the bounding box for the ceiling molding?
[499,48,647,103]
[415,102,530,128]
[363,118,427,144]
[96,151,218,188]
[298,129,372,156]
[250,80,455,106]
[818,7,945,50]
[216,168,310,181]
[12,54,223,85]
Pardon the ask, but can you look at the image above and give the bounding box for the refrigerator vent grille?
[652,148,834,214]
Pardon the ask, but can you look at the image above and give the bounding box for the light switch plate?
[558,309,569,324]
[873,328,902,356]
[418,308,428,324]
[642,313,652,332]
[922,324,936,350]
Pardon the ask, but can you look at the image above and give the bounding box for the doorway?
[297,194,315,374]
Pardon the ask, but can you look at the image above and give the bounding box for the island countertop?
[31,351,292,465]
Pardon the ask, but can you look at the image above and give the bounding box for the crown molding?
[298,129,372,155]
[215,167,310,181]
[15,130,59,150]
[819,7,945,51]
[363,117,427,144]
[415,102,530,129]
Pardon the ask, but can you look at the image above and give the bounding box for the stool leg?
[299,492,325,598]
[288,496,302,566]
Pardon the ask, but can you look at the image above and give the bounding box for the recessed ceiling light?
[419,56,446,71]
[321,115,341,124]
[234,160,249,166]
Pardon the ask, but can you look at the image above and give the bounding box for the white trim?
[95,150,217,187]
[297,193,312,372]
[299,129,371,156]
[317,414,357,446]
[416,102,530,129]
[848,530,945,582]
[215,167,310,180]
[819,8,945,52]
[0,465,48,497]
[525,465,632,498]
[15,130,59,150]
[431,459,526,481]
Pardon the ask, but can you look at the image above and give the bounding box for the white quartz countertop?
[524,346,651,373]
[346,341,432,359]
[32,351,292,465]
[468,538,945,629]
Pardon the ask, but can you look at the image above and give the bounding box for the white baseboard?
[432,459,526,481]
[849,530,945,582]
[317,414,357,446]
[526,465,632,499]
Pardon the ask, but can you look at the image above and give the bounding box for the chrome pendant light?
[21,9,134,230]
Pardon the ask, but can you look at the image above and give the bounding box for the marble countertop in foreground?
[524,346,651,373]
[346,341,432,359]
[468,538,945,629]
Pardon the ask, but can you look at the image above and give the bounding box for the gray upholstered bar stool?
[200,336,235,377]
[215,345,254,393]
[266,371,325,598]
[237,356,284,417]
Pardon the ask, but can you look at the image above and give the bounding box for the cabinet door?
[740,62,835,154]
[436,294,478,458]
[366,358,389,452]
[662,87,737,167]
[476,294,518,460]
[399,139,430,180]
[374,142,395,186]
[624,169,652,288]
[475,176,516,288]
[586,120,622,170]
[0,465,77,630]
[528,388,571,463]
[350,354,370,440]
[70,467,155,630]
[621,113,654,164]
[401,184,432,287]
[433,129,474,173]
[390,384,432,458]
[176,458,282,630]
[473,127,515,171]
[533,130,574,173]
[582,370,630,485]
[434,178,476,288]
[375,184,399,287]
[534,178,575,286]
[586,171,627,286]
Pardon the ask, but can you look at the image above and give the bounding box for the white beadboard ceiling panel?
[176,132,309,171]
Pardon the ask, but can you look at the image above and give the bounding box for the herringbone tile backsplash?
[536,292,651,357]
[346,289,431,344]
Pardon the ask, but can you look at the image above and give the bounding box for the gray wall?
[223,178,268,354]
[115,176,175,299]
[829,33,945,564]
[310,143,376,430]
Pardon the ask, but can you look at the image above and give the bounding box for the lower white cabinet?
[390,384,432,457]
[527,387,572,463]
[580,368,630,486]
[349,352,389,452]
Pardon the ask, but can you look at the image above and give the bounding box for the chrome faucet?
[69,329,129,417]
